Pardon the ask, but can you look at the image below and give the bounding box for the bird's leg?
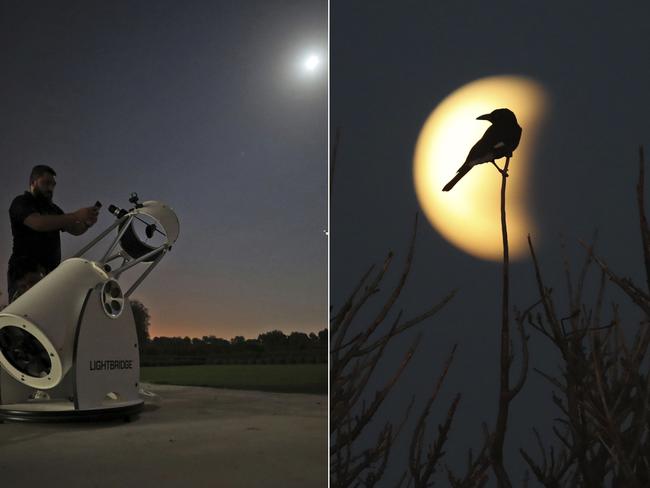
[491,160,509,177]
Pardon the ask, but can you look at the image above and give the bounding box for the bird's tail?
[442,165,471,192]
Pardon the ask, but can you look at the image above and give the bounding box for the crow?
[442,108,522,192]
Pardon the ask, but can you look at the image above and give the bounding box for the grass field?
[140,364,327,394]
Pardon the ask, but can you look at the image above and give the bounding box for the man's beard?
[33,188,53,203]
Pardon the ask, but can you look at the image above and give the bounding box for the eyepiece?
[108,205,127,218]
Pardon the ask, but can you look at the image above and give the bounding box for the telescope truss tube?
[74,200,179,296]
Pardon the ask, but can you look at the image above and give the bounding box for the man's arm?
[24,207,98,235]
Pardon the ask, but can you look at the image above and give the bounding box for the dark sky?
[332,1,650,484]
[0,1,327,339]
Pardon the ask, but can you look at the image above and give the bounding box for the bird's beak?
[476,113,492,121]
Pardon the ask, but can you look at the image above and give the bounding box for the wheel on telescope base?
[0,400,144,423]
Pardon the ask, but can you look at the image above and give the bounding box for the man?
[7,165,99,302]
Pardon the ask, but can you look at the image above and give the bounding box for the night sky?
[0,1,327,339]
[332,1,650,484]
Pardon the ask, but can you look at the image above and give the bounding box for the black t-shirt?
[8,191,64,276]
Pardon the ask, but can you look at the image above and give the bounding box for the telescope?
[0,193,179,421]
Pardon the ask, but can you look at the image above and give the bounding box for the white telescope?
[0,194,178,421]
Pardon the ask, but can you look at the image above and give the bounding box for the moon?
[304,54,321,72]
[295,51,324,78]
[413,75,548,261]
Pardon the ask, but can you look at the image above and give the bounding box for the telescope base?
[0,399,143,423]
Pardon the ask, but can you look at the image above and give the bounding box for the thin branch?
[492,155,514,488]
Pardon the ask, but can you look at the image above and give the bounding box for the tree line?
[130,301,327,366]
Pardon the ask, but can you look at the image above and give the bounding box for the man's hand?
[71,206,99,234]
[74,206,99,226]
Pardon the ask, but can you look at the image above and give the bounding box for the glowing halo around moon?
[413,75,549,261]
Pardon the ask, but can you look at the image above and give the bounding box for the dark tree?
[258,329,288,349]
[130,299,151,353]
[244,339,263,352]
[318,328,327,346]
[288,331,310,350]
[230,335,246,346]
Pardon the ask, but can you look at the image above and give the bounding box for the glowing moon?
[413,75,548,261]
[304,54,321,72]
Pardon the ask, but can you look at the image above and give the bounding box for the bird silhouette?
[442,108,522,192]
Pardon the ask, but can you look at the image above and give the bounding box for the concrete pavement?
[0,384,327,487]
